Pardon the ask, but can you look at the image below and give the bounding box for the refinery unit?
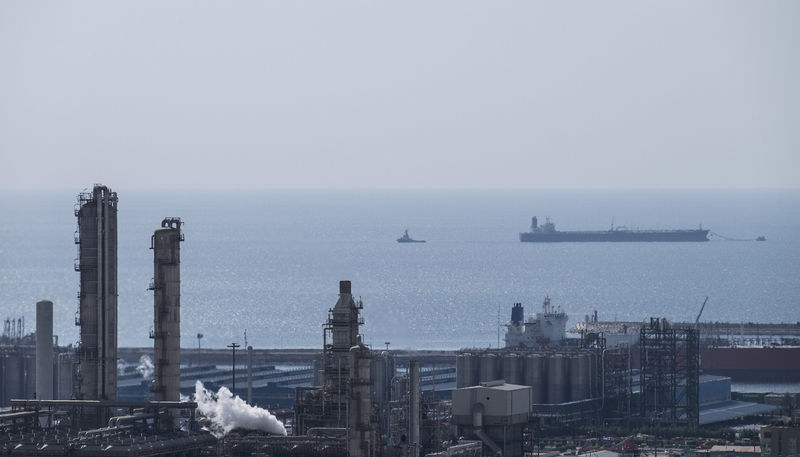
[1,184,799,457]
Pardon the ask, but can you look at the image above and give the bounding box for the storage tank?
[3,354,24,404]
[460,353,481,388]
[57,352,74,400]
[547,354,567,404]
[372,351,395,404]
[524,353,547,404]
[24,356,36,398]
[479,353,499,383]
[456,353,468,388]
[569,353,590,401]
[457,353,479,388]
[502,353,522,385]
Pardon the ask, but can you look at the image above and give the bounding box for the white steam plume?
[136,355,154,379]
[193,380,287,437]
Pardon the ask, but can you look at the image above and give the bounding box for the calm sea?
[1,189,798,351]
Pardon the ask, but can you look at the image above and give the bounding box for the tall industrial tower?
[149,218,183,404]
[294,281,375,457]
[74,184,118,401]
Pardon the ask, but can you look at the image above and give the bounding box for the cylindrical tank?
[36,300,54,400]
[524,354,546,404]
[4,355,24,405]
[547,354,567,404]
[457,353,479,388]
[456,353,468,388]
[479,353,499,383]
[569,354,590,402]
[502,353,521,385]
[24,356,36,399]
[57,353,74,400]
[371,352,396,404]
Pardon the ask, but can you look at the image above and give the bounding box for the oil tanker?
[520,216,709,242]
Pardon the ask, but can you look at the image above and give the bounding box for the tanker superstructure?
[505,297,568,348]
[520,216,709,242]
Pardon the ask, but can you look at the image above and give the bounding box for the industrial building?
[452,381,532,457]
[1,185,794,457]
[760,420,800,457]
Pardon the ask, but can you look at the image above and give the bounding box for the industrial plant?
[1,184,799,457]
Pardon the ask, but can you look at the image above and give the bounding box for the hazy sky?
[1,1,798,189]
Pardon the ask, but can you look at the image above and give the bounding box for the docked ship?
[519,216,709,242]
[397,229,425,243]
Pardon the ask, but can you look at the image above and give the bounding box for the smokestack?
[150,217,183,415]
[511,303,524,325]
[36,300,54,400]
[409,360,421,457]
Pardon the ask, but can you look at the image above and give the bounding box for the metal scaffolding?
[639,318,699,427]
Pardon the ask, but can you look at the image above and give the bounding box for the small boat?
[756,236,766,241]
[397,229,425,243]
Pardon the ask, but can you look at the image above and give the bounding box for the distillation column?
[324,281,364,406]
[75,184,118,401]
[150,218,183,407]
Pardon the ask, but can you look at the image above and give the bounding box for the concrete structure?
[452,381,533,457]
[75,184,118,401]
[149,217,183,406]
[35,300,53,400]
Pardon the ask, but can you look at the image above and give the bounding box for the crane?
[695,296,708,329]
